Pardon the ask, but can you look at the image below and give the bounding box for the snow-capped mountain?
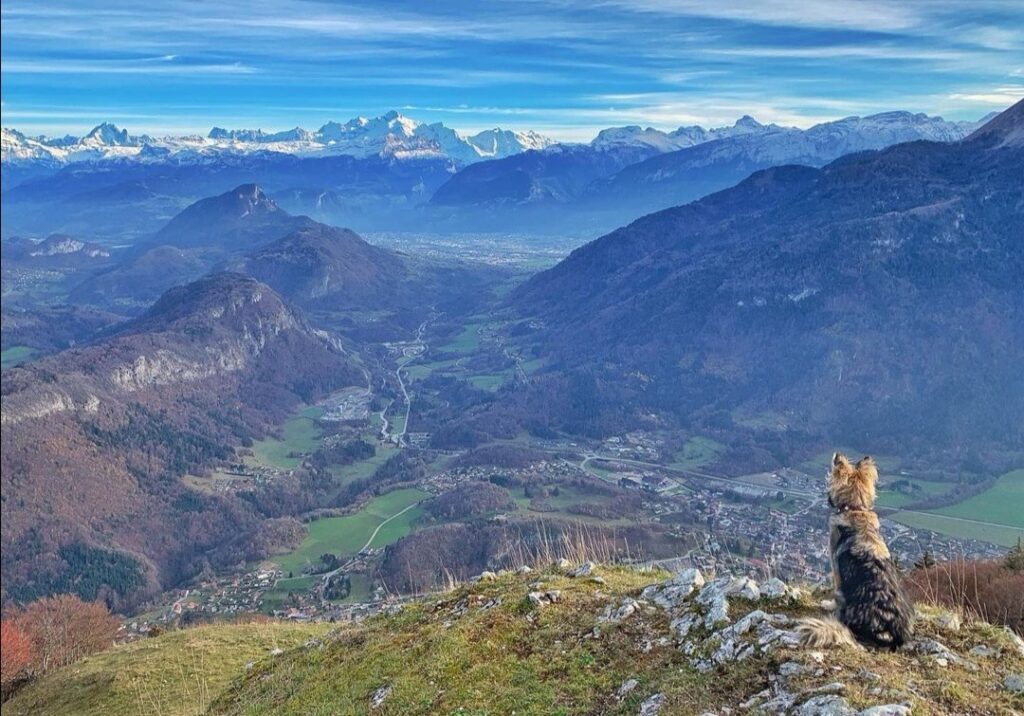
[591,115,784,151]
[0,111,555,171]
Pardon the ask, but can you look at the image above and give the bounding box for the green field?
[249,405,324,469]
[890,510,1024,548]
[440,323,483,353]
[1,345,36,369]
[329,443,399,485]
[876,477,953,509]
[274,488,429,574]
[468,372,509,391]
[932,469,1024,528]
[670,436,725,470]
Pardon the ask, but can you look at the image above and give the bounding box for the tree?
[1005,538,1024,571]
[13,594,119,674]
[914,550,936,570]
[1,620,35,700]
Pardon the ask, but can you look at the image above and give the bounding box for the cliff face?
[0,273,361,608]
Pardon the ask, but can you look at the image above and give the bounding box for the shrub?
[11,594,120,674]
[1,620,35,701]
[904,558,1024,634]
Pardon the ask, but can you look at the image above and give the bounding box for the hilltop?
[6,565,1022,715]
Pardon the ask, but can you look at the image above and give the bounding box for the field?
[1,344,36,369]
[670,436,725,470]
[875,477,953,508]
[438,322,483,353]
[249,405,324,469]
[329,443,399,485]
[274,488,430,574]
[932,469,1024,528]
[888,469,1024,547]
[4,622,331,716]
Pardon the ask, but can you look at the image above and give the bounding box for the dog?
[797,452,914,649]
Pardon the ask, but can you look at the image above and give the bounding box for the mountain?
[67,185,314,309]
[427,111,987,233]
[583,111,987,218]
[0,112,554,179]
[147,183,310,251]
[226,223,407,307]
[0,273,362,608]
[10,566,1020,715]
[1,233,110,263]
[512,100,1024,459]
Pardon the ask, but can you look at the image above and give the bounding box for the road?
[381,317,430,447]
[318,500,424,595]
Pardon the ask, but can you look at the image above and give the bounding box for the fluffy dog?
[797,452,914,649]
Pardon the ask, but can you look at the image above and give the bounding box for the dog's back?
[831,515,914,649]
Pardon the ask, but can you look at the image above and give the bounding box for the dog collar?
[833,505,871,515]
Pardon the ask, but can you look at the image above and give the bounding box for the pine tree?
[914,550,936,570]
[1005,538,1024,571]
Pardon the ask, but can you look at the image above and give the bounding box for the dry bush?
[904,558,1024,634]
[11,594,120,674]
[1,619,35,700]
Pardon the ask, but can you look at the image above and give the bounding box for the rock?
[792,694,855,716]
[779,661,807,677]
[546,590,561,603]
[704,595,729,629]
[858,706,911,716]
[555,558,572,570]
[761,577,798,598]
[527,590,561,607]
[914,638,959,665]
[638,692,664,715]
[616,678,639,699]
[733,577,761,601]
[570,561,596,577]
[969,644,998,658]
[810,682,846,695]
[517,565,533,574]
[475,571,498,582]
[269,647,284,657]
[1005,673,1024,694]
[1004,626,1024,657]
[304,639,322,649]
[642,568,704,611]
[244,661,255,671]
[601,597,640,623]
[670,613,699,641]
[590,576,608,585]
[370,684,392,709]
[933,611,961,632]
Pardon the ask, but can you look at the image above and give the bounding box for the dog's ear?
[832,452,851,469]
[856,456,878,483]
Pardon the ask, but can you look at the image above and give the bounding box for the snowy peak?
[81,122,136,147]
[591,116,779,151]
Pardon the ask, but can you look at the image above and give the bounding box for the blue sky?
[1,0,1021,141]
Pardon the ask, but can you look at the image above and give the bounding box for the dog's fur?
[797,452,914,649]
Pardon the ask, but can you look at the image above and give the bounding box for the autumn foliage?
[0,620,34,700]
[905,557,1024,635]
[1,594,119,701]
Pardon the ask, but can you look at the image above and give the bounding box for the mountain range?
[0,273,362,608]
[510,100,1024,459]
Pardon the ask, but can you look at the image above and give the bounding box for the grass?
[1,344,36,369]
[249,406,324,470]
[876,476,953,508]
[4,622,330,716]
[274,488,430,574]
[890,510,1024,548]
[329,444,399,486]
[669,436,725,470]
[467,372,509,391]
[203,566,1024,716]
[932,469,1024,528]
[439,323,483,354]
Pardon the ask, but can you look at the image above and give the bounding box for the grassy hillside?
[8,566,1022,716]
[4,622,330,716]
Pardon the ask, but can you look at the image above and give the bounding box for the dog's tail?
[795,616,863,649]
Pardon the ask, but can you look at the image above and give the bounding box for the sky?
[1,0,1022,142]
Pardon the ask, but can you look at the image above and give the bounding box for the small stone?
[779,661,807,677]
[269,647,284,657]
[244,661,255,671]
[527,591,546,606]
[638,692,664,715]
[670,613,699,641]
[517,565,533,574]
[1005,674,1024,694]
[616,678,639,699]
[792,694,854,716]
[570,561,596,577]
[475,571,498,582]
[969,644,998,658]
[761,577,790,599]
[858,706,911,716]
[1003,627,1024,657]
[934,612,961,632]
[809,650,826,664]
[545,590,561,603]
[590,576,608,585]
[810,682,846,695]
[370,684,392,709]
[555,558,572,570]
